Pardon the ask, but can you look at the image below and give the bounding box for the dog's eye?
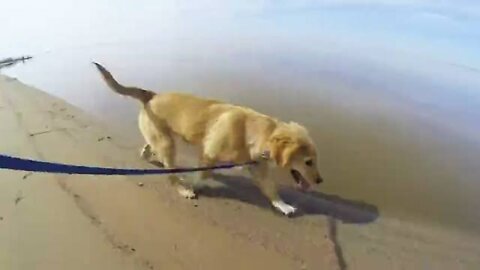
[305,160,313,166]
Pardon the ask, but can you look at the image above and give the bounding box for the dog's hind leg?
[149,131,197,199]
[198,147,216,180]
[140,144,158,163]
[140,144,165,168]
[139,111,196,199]
[140,144,151,160]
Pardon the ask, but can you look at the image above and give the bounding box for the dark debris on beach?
[0,56,33,70]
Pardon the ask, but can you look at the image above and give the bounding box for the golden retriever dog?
[93,62,323,215]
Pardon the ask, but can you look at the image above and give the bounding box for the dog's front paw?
[272,200,296,216]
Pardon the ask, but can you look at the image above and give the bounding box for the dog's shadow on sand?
[199,173,379,224]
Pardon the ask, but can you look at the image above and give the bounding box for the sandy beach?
[0,75,341,269]
[1,72,480,269]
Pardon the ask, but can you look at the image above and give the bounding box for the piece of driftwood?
[0,55,33,69]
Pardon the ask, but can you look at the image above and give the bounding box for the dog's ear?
[269,136,299,167]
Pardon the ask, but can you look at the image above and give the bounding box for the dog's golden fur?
[93,62,322,215]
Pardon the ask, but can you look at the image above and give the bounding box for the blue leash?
[0,154,255,176]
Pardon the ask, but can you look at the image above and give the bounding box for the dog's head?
[267,122,323,191]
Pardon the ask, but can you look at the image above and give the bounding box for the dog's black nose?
[315,177,323,184]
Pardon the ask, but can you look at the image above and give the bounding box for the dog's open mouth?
[290,170,310,192]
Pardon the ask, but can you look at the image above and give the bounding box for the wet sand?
[1,70,480,269]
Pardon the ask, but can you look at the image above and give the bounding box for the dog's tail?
[93,62,155,104]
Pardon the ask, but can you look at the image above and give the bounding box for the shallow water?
[3,39,480,234]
